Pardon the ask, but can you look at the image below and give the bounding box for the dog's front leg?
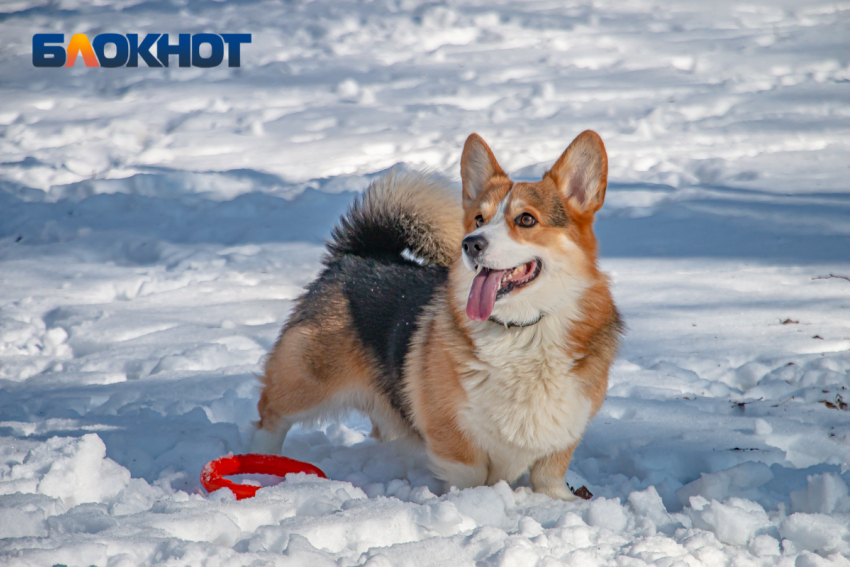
[424,421,488,491]
[530,443,580,501]
[431,453,488,491]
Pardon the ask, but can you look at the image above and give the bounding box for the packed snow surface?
[1,0,849,565]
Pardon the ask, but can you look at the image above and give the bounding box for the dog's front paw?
[535,483,580,501]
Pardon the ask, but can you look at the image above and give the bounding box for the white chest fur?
[458,316,592,476]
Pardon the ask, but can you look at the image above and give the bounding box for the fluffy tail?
[327,170,463,268]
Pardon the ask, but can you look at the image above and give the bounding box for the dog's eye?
[475,215,485,228]
[516,213,537,227]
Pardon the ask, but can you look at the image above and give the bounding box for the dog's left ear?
[547,130,608,215]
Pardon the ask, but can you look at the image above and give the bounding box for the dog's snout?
[462,234,489,261]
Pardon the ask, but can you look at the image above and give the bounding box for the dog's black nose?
[462,234,489,261]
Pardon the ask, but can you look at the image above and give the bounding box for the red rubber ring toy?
[201,454,327,500]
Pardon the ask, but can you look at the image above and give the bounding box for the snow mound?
[0,434,129,508]
[791,473,850,515]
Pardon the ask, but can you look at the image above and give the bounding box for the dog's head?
[455,130,608,326]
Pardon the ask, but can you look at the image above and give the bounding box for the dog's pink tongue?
[467,269,506,321]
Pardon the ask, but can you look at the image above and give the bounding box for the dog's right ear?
[461,133,506,208]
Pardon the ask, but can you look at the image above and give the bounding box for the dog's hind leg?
[250,324,330,454]
[253,304,380,455]
[250,415,292,455]
[251,327,334,454]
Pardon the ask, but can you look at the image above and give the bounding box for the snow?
[1,0,849,565]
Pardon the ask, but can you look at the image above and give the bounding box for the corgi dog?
[251,130,622,500]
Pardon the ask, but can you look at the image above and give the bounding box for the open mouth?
[466,259,541,322]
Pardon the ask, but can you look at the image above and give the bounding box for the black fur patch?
[340,256,448,425]
[291,254,447,425]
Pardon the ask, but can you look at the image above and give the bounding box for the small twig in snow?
[812,273,850,282]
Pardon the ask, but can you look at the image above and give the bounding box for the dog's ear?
[547,130,608,214]
[461,133,506,208]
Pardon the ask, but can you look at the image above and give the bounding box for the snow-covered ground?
[1,0,849,565]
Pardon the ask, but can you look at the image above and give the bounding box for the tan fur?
[258,286,369,425]
[255,131,621,500]
[405,296,482,468]
[530,442,580,500]
[257,282,409,445]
